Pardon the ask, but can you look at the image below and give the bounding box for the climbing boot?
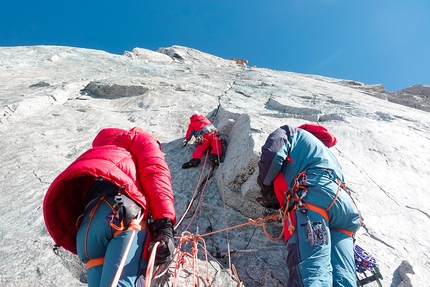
[256,196,280,210]
[208,154,219,166]
[182,158,201,169]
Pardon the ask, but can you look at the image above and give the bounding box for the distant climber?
[257,123,361,287]
[43,127,176,287]
[182,112,223,168]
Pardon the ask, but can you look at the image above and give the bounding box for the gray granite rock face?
[0,45,429,286]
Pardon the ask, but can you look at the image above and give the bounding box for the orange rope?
[111,212,143,287]
[111,230,137,287]
[215,139,234,287]
[163,211,285,287]
[148,210,286,286]
[155,140,288,286]
[184,159,212,232]
[195,211,285,242]
[231,264,244,287]
[145,241,160,287]
[174,153,208,230]
[326,181,341,211]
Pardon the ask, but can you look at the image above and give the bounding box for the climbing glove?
[150,218,175,266]
[256,176,280,210]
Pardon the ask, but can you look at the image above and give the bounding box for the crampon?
[354,244,383,287]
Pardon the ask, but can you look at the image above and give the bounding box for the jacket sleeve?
[185,123,194,141]
[128,131,176,224]
[258,127,291,187]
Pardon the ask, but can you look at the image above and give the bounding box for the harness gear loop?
[85,211,145,270]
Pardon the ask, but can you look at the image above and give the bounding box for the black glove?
[150,218,175,266]
[256,176,280,210]
[182,139,188,147]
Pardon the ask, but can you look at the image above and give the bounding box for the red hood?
[43,127,176,254]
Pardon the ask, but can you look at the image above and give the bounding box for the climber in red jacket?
[43,127,176,287]
[182,112,223,168]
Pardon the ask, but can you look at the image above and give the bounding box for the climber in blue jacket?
[257,124,362,287]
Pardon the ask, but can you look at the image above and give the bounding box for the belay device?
[354,244,383,286]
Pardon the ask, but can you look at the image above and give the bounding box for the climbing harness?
[191,125,217,146]
[76,183,146,274]
[283,169,363,242]
[294,191,329,246]
[354,244,383,286]
[284,172,329,246]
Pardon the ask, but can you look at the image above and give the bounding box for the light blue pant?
[76,196,148,287]
[286,170,360,287]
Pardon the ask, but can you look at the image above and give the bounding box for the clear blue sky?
[2,0,429,92]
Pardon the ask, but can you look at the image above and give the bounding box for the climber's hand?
[150,218,175,266]
[256,176,280,209]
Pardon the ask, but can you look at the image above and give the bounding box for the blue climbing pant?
[285,170,361,287]
[76,195,148,287]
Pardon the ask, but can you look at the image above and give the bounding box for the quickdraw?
[298,206,329,246]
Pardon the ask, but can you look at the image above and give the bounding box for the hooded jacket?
[258,125,343,202]
[185,113,214,141]
[43,127,176,254]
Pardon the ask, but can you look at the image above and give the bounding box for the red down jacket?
[43,127,176,254]
[185,113,213,141]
